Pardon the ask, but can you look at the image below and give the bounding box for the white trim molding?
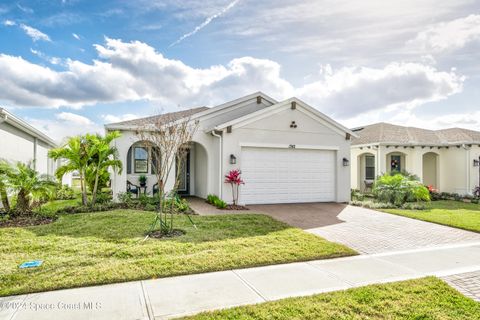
[239,142,340,151]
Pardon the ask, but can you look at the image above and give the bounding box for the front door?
[177,151,190,195]
[391,155,401,172]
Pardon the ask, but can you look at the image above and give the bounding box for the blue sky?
[0,0,479,141]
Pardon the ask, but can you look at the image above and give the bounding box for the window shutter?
[127,147,132,174]
[151,147,160,174]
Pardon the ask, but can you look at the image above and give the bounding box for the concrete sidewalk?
[2,242,480,320]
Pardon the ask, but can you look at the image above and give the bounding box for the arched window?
[126,143,160,174]
[134,146,148,173]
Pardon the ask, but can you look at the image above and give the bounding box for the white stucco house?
[351,122,480,195]
[105,92,355,205]
[0,108,57,176]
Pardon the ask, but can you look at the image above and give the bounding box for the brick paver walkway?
[443,271,480,302]
[304,206,480,254]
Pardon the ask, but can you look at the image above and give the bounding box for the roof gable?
[104,92,277,131]
[208,97,357,138]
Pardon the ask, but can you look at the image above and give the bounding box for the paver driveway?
[247,203,480,254]
[189,198,480,254]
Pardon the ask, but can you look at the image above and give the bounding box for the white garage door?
[240,147,336,204]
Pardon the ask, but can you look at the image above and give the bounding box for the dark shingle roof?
[352,122,480,146]
[106,107,209,127]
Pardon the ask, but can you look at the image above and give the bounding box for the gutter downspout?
[463,144,470,194]
[211,130,223,199]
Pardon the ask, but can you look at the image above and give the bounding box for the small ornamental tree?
[137,111,198,236]
[225,169,244,206]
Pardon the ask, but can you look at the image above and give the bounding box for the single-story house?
[0,108,57,176]
[105,92,355,204]
[351,122,480,195]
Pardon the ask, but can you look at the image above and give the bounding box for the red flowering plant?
[426,185,440,200]
[225,169,245,206]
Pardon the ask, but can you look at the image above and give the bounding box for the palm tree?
[86,132,122,205]
[49,136,94,206]
[0,160,13,211]
[7,162,56,214]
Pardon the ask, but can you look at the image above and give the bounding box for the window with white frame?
[134,146,148,173]
[365,155,375,180]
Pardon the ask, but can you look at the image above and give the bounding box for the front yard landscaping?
[182,277,480,320]
[0,210,355,296]
[381,200,480,233]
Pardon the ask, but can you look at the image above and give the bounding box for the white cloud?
[30,49,63,65]
[20,24,51,42]
[0,38,464,123]
[72,33,80,40]
[408,14,480,53]
[297,62,464,118]
[27,113,102,142]
[169,0,242,47]
[386,109,480,132]
[56,112,94,126]
[3,19,16,26]
[101,113,139,123]
[17,3,34,14]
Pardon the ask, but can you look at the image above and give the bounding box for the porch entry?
[177,150,190,195]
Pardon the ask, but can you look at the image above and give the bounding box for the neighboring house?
[105,92,355,204]
[0,108,57,176]
[351,122,480,195]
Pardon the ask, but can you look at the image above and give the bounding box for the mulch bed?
[224,204,249,210]
[0,215,56,228]
[148,229,186,239]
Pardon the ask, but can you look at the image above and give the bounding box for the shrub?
[401,202,427,210]
[55,185,76,200]
[164,196,190,213]
[206,194,218,204]
[94,192,112,204]
[206,194,228,209]
[349,200,397,209]
[213,198,227,209]
[373,173,430,206]
[351,189,364,201]
[118,192,134,204]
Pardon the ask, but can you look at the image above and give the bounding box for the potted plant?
[139,175,147,187]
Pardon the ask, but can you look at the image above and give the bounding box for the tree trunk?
[16,189,30,215]
[80,169,88,206]
[91,165,100,205]
[0,182,10,212]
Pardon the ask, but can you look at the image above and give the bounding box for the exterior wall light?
[474,158,480,167]
[230,154,237,165]
[343,157,350,166]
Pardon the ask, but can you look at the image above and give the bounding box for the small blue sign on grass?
[19,260,43,269]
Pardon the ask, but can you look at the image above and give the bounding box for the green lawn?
[182,277,479,320]
[381,200,480,232]
[0,210,355,296]
[36,198,81,214]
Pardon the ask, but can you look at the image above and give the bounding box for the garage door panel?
[240,147,336,204]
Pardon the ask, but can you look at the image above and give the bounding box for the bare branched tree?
[137,111,198,235]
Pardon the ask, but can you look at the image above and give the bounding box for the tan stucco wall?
[351,144,480,195]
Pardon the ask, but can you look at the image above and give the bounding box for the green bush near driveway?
[181,277,479,320]
[381,200,480,232]
[0,210,355,296]
[373,173,430,206]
